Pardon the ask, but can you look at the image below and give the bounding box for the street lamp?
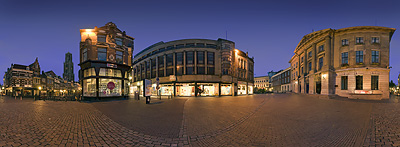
[38,87,42,100]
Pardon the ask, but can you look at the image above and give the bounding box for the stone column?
[164,54,166,76]
[194,51,197,74]
[205,51,208,74]
[173,53,176,75]
[183,51,186,75]
[156,56,158,77]
[312,43,317,73]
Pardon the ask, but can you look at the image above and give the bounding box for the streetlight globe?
[38,87,42,90]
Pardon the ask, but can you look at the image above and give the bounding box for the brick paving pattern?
[1,94,400,146]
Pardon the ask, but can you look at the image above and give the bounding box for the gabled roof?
[294,28,332,53]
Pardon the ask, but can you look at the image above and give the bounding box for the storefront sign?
[144,79,152,96]
[169,75,176,81]
[107,63,117,68]
[107,82,115,90]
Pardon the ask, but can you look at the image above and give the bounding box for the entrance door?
[306,84,309,94]
[316,82,321,94]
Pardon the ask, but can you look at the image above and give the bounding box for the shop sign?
[107,82,115,90]
[144,79,152,96]
[107,63,117,68]
[169,75,176,81]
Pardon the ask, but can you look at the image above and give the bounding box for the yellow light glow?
[129,77,132,80]
[38,87,42,90]
[85,29,93,32]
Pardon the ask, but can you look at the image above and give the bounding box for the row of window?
[83,68,123,78]
[134,43,218,64]
[82,48,124,64]
[133,66,216,82]
[341,50,379,64]
[341,37,379,46]
[97,35,132,47]
[341,75,379,90]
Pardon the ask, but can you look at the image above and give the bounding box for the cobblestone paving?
[2,94,400,146]
[363,97,400,147]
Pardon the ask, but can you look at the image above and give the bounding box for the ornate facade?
[289,26,395,100]
[79,22,134,100]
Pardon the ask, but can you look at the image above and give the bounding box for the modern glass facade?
[131,39,254,97]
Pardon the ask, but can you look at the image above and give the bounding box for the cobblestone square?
[1,94,400,146]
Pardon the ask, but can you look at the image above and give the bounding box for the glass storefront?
[221,84,232,95]
[160,84,174,96]
[124,80,129,95]
[99,79,122,97]
[176,83,195,96]
[83,78,96,96]
[238,82,247,95]
[198,83,219,96]
[248,83,254,94]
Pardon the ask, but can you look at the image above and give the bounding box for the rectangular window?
[83,48,87,61]
[158,56,164,68]
[97,48,107,61]
[158,68,164,77]
[301,67,303,74]
[175,44,184,49]
[197,51,204,64]
[176,66,183,76]
[197,67,205,74]
[372,51,379,63]
[196,43,205,48]
[207,52,214,65]
[356,76,363,90]
[151,59,156,69]
[308,51,312,58]
[206,44,217,49]
[176,52,183,65]
[371,75,379,90]
[116,51,123,64]
[356,37,364,44]
[166,54,173,66]
[341,76,348,90]
[341,52,348,64]
[356,51,364,63]
[186,52,194,65]
[97,35,106,42]
[207,67,215,75]
[116,38,123,46]
[308,62,312,71]
[185,43,195,48]
[186,67,194,75]
[342,39,349,46]
[166,68,173,76]
[319,45,324,52]
[372,37,380,44]
[301,57,304,63]
[318,57,323,70]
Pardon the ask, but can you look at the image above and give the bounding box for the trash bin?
[134,91,139,100]
[146,96,150,104]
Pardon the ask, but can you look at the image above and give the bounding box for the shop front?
[221,84,232,96]
[238,81,247,95]
[198,83,219,96]
[248,83,254,94]
[176,83,195,96]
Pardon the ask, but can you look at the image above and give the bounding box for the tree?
[390,80,396,88]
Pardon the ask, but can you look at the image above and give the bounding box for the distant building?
[254,76,272,92]
[63,52,74,82]
[131,38,254,97]
[289,26,395,100]
[79,22,134,100]
[3,63,33,96]
[271,67,291,93]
